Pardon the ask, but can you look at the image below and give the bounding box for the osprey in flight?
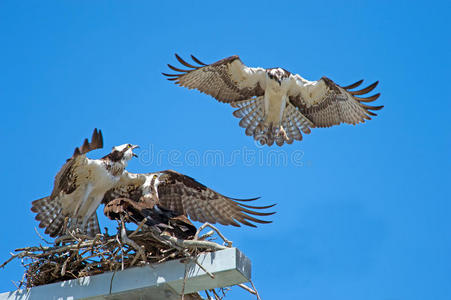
[102,170,275,238]
[163,54,383,146]
[31,129,139,237]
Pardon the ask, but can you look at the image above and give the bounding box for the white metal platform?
[0,247,251,300]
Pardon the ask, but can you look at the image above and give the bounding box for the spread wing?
[288,76,383,128]
[156,170,275,227]
[162,54,266,103]
[31,128,104,237]
[50,128,104,198]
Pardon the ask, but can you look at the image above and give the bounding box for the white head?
[105,143,139,165]
[266,68,291,85]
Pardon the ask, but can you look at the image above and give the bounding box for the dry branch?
[1,223,259,299]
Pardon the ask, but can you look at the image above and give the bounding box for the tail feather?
[45,208,65,237]
[86,213,100,237]
[32,197,101,238]
[286,104,313,134]
[232,98,315,146]
[232,97,265,138]
[230,98,257,109]
[233,100,259,118]
[32,197,66,237]
[284,107,304,141]
[238,103,262,128]
[66,214,101,237]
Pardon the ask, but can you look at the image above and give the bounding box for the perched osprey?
[31,129,139,237]
[163,54,383,146]
[102,170,275,238]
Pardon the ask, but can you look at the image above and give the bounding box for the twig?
[158,234,226,251]
[194,258,215,279]
[237,283,257,295]
[120,218,146,265]
[11,280,19,290]
[34,227,52,245]
[199,230,215,240]
[4,222,237,291]
[109,267,118,295]
[129,219,147,238]
[1,254,19,269]
[211,289,221,300]
[194,223,232,247]
[180,261,189,300]
[250,280,262,300]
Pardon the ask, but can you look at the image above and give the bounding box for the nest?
[1,222,260,300]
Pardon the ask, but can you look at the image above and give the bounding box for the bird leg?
[276,125,288,140]
[119,216,147,264]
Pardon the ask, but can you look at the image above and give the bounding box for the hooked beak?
[131,145,139,157]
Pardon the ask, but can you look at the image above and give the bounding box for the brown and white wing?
[288,76,383,128]
[162,54,266,103]
[50,128,104,198]
[155,170,275,227]
[31,128,104,237]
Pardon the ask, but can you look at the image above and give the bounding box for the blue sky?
[1,1,450,299]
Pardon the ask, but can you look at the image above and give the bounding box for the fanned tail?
[31,196,65,237]
[232,98,314,146]
[232,97,271,144]
[32,197,100,237]
[281,104,314,143]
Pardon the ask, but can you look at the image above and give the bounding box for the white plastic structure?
[0,247,251,300]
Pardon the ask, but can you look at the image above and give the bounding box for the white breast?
[76,160,121,219]
[264,77,290,124]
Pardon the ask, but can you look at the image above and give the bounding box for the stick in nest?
[1,223,258,299]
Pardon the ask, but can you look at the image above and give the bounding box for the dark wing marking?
[156,170,275,227]
[289,77,383,128]
[103,171,158,223]
[102,172,196,237]
[102,172,147,205]
[163,54,265,103]
[51,128,104,198]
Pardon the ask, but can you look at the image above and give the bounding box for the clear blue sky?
[1,1,450,299]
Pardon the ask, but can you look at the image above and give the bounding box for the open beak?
[131,145,139,157]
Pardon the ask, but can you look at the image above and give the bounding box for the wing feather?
[163,54,266,103]
[51,128,104,198]
[156,170,275,227]
[288,76,383,128]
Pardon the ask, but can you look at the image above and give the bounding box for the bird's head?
[267,68,290,85]
[105,144,139,164]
